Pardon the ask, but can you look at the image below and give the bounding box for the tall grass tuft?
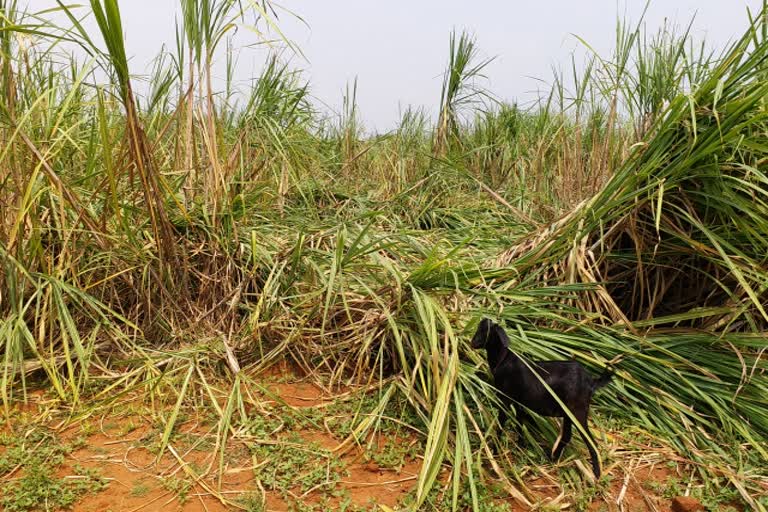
[434,30,493,157]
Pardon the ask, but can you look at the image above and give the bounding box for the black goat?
[471,318,612,479]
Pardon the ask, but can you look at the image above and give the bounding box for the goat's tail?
[591,369,614,392]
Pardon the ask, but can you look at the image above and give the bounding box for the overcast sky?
[31,0,763,130]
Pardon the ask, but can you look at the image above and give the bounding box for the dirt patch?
[258,360,338,407]
[671,496,707,512]
[269,380,331,407]
[342,460,420,508]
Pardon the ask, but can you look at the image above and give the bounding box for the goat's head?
[471,318,503,349]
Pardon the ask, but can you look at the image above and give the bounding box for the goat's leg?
[491,397,513,455]
[575,410,601,479]
[497,397,510,428]
[514,407,530,447]
[551,417,572,461]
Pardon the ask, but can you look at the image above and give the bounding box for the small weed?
[80,421,97,437]
[573,484,598,511]
[130,480,152,497]
[343,501,378,512]
[67,435,88,451]
[163,476,192,504]
[365,436,416,472]
[660,478,683,499]
[118,420,140,436]
[237,492,265,512]
[244,413,283,437]
[569,473,612,511]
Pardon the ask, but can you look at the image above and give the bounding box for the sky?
[30,0,764,131]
